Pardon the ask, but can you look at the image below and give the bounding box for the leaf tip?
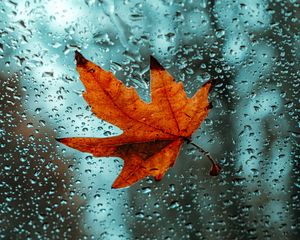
[150,56,164,70]
[111,179,122,189]
[56,138,67,144]
[203,79,214,93]
[75,51,88,66]
[111,183,124,189]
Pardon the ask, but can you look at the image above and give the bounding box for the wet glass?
[1,0,299,239]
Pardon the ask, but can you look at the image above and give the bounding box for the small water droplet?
[169,201,179,209]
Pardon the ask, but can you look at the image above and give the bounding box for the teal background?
[0,0,299,239]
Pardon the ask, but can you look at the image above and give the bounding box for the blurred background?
[0,0,299,239]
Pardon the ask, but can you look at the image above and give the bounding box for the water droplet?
[169,201,179,209]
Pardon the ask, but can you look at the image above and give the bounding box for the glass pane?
[1,0,299,239]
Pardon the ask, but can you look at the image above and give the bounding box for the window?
[1,0,299,239]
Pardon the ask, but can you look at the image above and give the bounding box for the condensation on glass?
[0,0,299,239]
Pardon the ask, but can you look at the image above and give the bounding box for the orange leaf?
[57,51,213,188]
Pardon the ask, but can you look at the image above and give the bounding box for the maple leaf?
[57,51,215,189]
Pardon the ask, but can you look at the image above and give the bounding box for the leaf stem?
[181,137,221,176]
[189,141,216,166]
